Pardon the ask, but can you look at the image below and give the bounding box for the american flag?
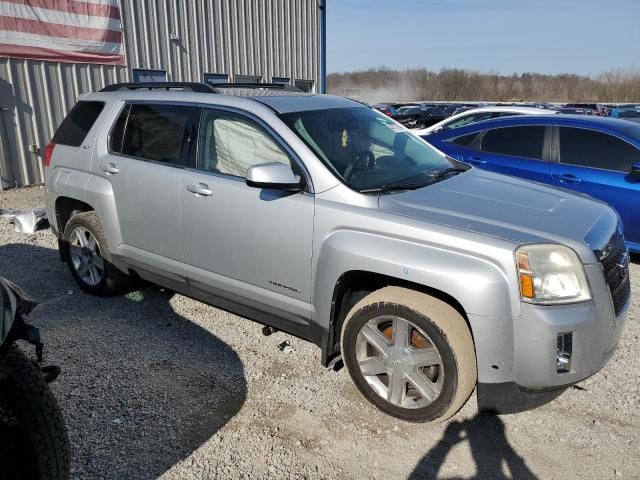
[0,0,124,65]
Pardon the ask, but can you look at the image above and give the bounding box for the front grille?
[597,229,630,316]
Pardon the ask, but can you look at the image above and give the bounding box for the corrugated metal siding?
[0,0,320,188]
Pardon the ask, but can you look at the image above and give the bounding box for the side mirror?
[246,162,305,192]
[631,163,640,177]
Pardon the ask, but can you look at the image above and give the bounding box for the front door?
[180,107,315,330]
[462,125,551,183]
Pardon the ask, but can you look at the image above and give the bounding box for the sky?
[327,0,640,76]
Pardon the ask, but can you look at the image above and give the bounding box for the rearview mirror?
[246,163,305,192]
[631,163,640,177]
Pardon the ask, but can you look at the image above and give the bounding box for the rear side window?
[52,101,105,146]
[450,132,479,147]
[559,127,640,172]
[109,104,130,154]
[480,126,545,160]
[120,104,196,165]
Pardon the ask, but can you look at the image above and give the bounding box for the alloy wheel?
[69,226,104,286]
[355,315,444,409]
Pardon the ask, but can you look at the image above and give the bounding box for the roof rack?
[100,82,217,93]
[213,82,303,92]
[100,81,304,94]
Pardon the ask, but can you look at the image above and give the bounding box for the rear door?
[549,126,640,244]
[459,125,552,183]
[95,102,199,290]
[180,107,315,330]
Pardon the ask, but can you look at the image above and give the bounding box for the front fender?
[312,229,520,331]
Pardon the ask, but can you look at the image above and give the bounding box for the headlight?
[516,244,591,304]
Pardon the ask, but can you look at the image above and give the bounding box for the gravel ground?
[1,186,639,480]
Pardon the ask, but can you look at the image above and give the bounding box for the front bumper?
[470,262,629,413]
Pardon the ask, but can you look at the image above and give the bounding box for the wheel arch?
[322,270,473,367]
[54,196,94,235]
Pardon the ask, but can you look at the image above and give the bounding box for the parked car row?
[373,101,640,129]
[421,114,640,253]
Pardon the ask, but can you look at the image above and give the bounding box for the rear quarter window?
[449,132,479,147]
[52,101,105,146]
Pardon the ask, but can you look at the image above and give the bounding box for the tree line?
[327,67,640,104]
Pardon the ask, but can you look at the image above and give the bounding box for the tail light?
[43,143,55,167]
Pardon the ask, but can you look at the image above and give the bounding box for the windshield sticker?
[342,129,349,147]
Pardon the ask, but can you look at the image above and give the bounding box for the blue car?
[423,115,640,252]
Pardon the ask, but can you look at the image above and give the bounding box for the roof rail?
[213,83,303,92]
[100,82,217,93]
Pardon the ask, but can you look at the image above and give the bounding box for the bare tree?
[328,67,640,103]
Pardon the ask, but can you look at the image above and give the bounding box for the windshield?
[280,107,452,191]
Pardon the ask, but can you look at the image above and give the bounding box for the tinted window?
[481,126,545,159]
[52,101,104,146]
[132,69,166,82]
[451,133,479,147]
[204,73,229,84]
[495,112,523,118]
[559,127,640,172]
[197,109,292,178]
[109,104,130,154]
[444,112,493,130]
[294,79,314,92]
[121,104,195,165]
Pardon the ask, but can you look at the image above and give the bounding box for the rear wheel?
[63,211,130,295]
[340,287,476,423]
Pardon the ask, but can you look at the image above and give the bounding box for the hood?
[378,168,618,262]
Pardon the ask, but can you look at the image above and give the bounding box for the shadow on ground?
[0,243,247,479]
[409,413,537,480]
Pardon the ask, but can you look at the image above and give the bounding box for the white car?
[415,106,558,135]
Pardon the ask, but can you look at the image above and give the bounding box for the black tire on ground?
[63,210,130,296]
[0,346,70,480]
[340,286,477,423]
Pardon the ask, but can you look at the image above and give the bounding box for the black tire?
[0,346,70,480]
[63,211,130,296]
[340,286,477,423]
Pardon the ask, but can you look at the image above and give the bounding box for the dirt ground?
[1,186,639,479]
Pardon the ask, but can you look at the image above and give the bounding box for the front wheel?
[340,287,477,423]
[0,346,70,480]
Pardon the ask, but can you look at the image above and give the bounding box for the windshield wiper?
[358,183,423,194]
[431,167,468,179]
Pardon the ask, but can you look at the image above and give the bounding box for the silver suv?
[44,83,630,423]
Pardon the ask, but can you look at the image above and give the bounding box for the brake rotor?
[380,325,432,349]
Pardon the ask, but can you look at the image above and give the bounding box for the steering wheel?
[344,151,376,181]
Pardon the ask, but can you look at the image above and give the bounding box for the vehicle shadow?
[409,412,537,480]
[0,242,247,479]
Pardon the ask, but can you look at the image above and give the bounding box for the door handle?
[552,173,582,184]
[186,183,213,197]
[100,163,119,174]
[466,156,487,165]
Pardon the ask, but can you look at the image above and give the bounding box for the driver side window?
[197,109,292,178]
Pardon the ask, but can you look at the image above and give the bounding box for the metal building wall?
[0,0,320,188]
